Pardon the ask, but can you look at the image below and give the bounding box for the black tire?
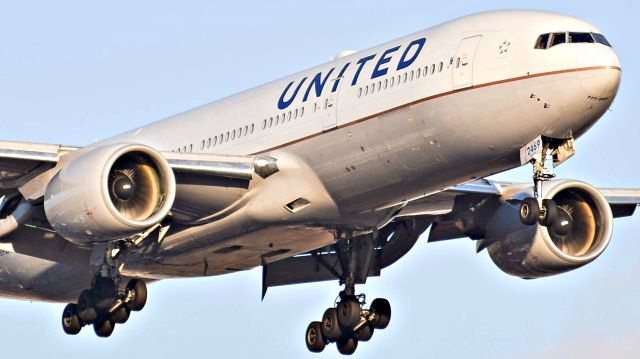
[77,290,97,323]
[125,279,147,311]
[519,197,540,225]
[62,304,82,335]
[336,337,358,355]
[370,298,391,330]
[94,319,115,337]
[337,299,361,329]
[321,307,341,341]
[355,323,374,342]
[305,321,326,353]
[111,306,131,324]
[539,199,558,227]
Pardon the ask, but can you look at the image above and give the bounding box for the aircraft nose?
[577,45,621,98]
[578,66,621,99]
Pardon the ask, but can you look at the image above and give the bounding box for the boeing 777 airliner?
[0,9,637,355]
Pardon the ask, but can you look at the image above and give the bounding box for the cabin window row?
[261,106,305,130]
[357,61,445,98]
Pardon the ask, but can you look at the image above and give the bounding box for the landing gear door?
[322,77,341,131]
[452,35,482,90]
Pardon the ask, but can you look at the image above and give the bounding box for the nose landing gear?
[518,136,574,227]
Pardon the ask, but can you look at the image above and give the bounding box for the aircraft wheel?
[321,308,342,341]
[519,197,540,225]
[337,299,361,329]
[336,336,358,355]
[305,321,326,353]
[539,199,558,226]
[62,304,82,335]
[77,290,97,323]
[370,298,391,329]
[355,323,374,342]
[125,279,147,311]
[111,306,131,324]
[94,319,115,338]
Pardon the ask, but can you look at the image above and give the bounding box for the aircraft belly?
[0,251,93,303]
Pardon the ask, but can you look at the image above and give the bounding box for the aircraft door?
[452,35,482,90]
[322,77,341,131]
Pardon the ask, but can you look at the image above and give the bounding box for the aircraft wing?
[0,140,278,198]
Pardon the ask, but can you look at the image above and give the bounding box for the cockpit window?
[550,32,566,47]
[592,33,612,47]
[534,34,550,49]
[534,32,612,49]
[568,32,594,43]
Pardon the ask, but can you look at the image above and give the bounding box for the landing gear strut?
[519,137,564,227]
[61,242,149,337]
[304,235,391,355]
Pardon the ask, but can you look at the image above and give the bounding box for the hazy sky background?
[0,1,639,358]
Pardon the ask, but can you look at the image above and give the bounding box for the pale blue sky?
[0,1,638,358]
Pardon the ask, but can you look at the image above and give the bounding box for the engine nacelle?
[44,143,176,244]
[486,180,612,278]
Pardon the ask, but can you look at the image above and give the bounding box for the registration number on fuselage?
[520,135,543,165]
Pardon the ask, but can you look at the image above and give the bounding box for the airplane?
[0,9,638,355]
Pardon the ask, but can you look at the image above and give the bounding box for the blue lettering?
[303,68,335,102]
[351,54,376,86]
[278,77,308,110]
[372,46,400,79]
[331,62,351,93]
[397,38,426,71]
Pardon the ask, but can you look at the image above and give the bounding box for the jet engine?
[44,143,176,244]
[485,180,612,278]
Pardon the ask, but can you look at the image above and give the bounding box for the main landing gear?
[304,233,391,356]
[519,139,559,227]
[305,288,391,355]
[61,242,149,337]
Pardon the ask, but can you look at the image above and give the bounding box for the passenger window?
[313,103,318,112]
[262,119,267,129]
[592,33,612,47]
[250,124,254,133]
[213,136,217,146]
[287,111,291,121]
[219,134,223,143]
[569,32,594,43]
[456,58,460,68]
[300,107,304,117]
[200,140,205,150]
[416,68,421,79]
[207,138,211,148]
[377,81,381,91]
[269,117,273,127]
[410,71,414,81]
[438,62,443,72]
[535,33,550,49]
[189,144,192,152]
[431,64,435,74]
[424,65,428,75]
[358,88,362,97]
[402,73,407,83]
[390,76,395,87]
[294,109,298,118]
[384,78,388,89]
[364,86,369,96]
[550,32,566,47]
[370,83,375,93]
